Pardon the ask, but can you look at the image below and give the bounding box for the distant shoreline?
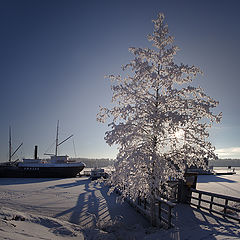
[1,158,240,168]
[208,159,240,167]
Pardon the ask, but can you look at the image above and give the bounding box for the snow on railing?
[188,188,240,223]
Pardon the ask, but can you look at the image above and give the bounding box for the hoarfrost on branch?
[97,13,221,225]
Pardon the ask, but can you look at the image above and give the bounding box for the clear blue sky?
[0,0,240,161]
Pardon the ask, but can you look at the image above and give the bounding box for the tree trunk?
[150,134,158,227]
[150,191,157,226]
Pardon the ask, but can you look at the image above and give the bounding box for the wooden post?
[198,193,202,209]
[138,191,140,205]
[158,200,162,222]
[210,196,214,212]
[167,205,172,229]
[144,197,147,210]
[224,199,228,216]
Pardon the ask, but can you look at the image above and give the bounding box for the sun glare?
[175,129,185,139]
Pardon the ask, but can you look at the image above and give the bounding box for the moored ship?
[0,122,85,178]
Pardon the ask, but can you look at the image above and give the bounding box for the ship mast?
[9,126,12,162]
[55,120,59,156]
[8,126,23,162]
[45,120,73,157]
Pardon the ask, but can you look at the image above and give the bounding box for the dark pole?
[55,120,59,156]
[34,145,38,159]
[9,126,12,162]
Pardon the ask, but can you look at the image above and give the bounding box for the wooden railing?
[115,187,175,228]
[155,196,175,228]
[189,188,240,223]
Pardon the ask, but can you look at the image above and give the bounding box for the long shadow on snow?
[54,179,103,227]
[0,178,61,185]
[167,204,240,240]
[98,182,150,228]
[197,175,236,183]
[47,178,90,189]
[54,179,149,229]
[52,179,239,238]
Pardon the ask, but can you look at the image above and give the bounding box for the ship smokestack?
[34,145,38,159]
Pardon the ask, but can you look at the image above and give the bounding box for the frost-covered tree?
[97,13,221,226]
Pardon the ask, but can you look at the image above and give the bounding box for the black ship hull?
[0,164,85,178]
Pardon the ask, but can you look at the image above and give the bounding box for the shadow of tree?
[166,204,240,240]
[50,178,239,239]
[48,178,90,189]
[98,182,150,228]
[197,175,236,183]
[0,177,61,185]
[54,179,101,227]
[53,179,149,229]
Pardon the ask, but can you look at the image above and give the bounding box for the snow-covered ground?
[197,169,240,199]
[0,170,239,239]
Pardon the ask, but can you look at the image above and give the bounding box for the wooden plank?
[227,205,240,212]
[191,189,240,203]
[191,197,226,208]
[155,196,176,207]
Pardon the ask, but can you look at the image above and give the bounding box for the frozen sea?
[0,168,239,239]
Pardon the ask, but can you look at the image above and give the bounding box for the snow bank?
[0,207,84,240]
